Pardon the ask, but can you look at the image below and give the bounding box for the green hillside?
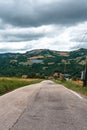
[0,48,86,78]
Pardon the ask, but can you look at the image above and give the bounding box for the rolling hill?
[0,48,86,78]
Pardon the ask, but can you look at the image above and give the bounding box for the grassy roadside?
[54,80,87,96]
[0,78,43,96]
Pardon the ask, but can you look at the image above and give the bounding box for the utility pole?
[83,56,87,87]
[79,32,87,86]
[64,62,66,75]
[85,56,87,84]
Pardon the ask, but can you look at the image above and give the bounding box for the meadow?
[0,78,42,95]
[54,80,87,96]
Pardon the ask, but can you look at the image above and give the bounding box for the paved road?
[0,80,87,130]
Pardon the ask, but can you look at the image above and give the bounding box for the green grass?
[0,78,42,95]
[54,80,87,96]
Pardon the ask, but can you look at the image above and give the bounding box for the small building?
[59,73,64,80]
[53,72,59,77]
[22,75,28,78]
[64,74,71,80]
[48,76,53,80]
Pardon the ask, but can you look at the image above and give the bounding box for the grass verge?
[0,78,43,96]
[54,80,87,96]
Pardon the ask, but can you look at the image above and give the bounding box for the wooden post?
[83,56,87,87]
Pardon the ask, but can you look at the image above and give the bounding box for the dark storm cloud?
[0,0,87,27]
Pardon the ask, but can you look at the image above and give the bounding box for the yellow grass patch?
[73,80,83,86]
[0,77,40,82]
[58,52,69,56]
[28,56,44,60]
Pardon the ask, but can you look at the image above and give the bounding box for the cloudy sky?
[0,0,87,53]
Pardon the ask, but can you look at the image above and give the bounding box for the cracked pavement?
[0,80,87,130]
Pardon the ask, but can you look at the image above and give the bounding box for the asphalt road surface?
[0,80,87,130]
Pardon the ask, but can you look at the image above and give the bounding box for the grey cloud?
[70,42,87,51]
[0,0,87,27]
[0,48,10,53]
[71,33,87,43]
[70,44,81,51]
[0,43,33,53]
[72,37,87,43]
[0,33,44,42]
[0,19,8,29]
[0,0,87,53]
[0,48,22,53]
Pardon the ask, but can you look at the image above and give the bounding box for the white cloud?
[0,22,87,53]
[0,0,87,53]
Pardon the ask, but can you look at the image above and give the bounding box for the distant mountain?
[0,48,87,78]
